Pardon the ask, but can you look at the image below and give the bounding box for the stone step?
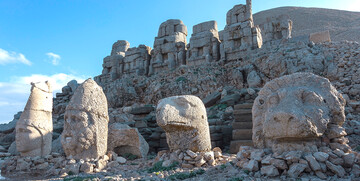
[232,129,252,140]
[234,103,253,109]
[233,109,252,115]
[229,140,253,154]
[233,114,252,122]
[232,122,253,129]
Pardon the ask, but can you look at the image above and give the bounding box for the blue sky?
[0,0,359,124]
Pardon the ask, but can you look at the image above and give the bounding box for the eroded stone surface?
[108,123,149,158]
[149,19,187,75]
[16,81,53,157]
[187,21,220,66]
[61,78,109,160]
[252,72,347,153]
[156,95,211,152]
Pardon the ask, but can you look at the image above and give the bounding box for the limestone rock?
[288,163,307,178]
[252,73,346,153]
[309,30,331,43]
[243,160,259,172]
[326,160,345,177]
[61,78,109,160]
[313,152,329,162]
[261,165,279,177]
[304,154,321,171]
[16,81,53,157]
[108,123,149,158]
[156,95,211,152]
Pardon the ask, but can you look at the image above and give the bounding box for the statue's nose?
[272,112,296,123]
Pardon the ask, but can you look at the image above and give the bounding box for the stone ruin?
[259,14,293,45]
[61,78,109,160]
[149,19,188,75]
[123,45,151,76]
[156,95,211,153]
[219,0,262,61]
[187,21,220,66]
[94,0,293,84]
[156,95,227,168]
[16,81,53,157]
[98,40,129,82]
[2,0,360,180]
[252,72,348,153]
[310,30,331,43]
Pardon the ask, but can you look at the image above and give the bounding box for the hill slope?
[253,7,360,42]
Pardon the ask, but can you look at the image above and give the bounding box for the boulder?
[108,123,149,158]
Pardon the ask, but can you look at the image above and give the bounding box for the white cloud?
[0,73,88,124]
[46,52,61,66]
[0,48,32,65]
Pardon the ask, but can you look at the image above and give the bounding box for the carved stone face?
[261,87,330,140]
[252,73,346,153]
[16,123,42,153]
[62,110,95,155]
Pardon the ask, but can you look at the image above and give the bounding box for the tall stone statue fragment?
[61,78,109,159]
[252,73,347,153]
[156,95,211,152]
[16,81,53,156]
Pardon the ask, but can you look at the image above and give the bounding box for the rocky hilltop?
[254,6,360,42]
[0,1,359,180]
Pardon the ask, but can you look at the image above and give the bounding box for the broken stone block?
[16,81,53,157]
[108,123,149,158]
[309,30,331,43]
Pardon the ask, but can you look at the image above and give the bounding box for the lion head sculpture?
[252,72,347,153]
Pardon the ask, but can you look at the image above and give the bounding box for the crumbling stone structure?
[123,45,151,76]
[149,19,187,75]
[186,21,220,66]
[16,81,53,157]
[156,95,211,152]
[219,0,262,61]
[98,40,129,82]
[61,79,109,160]
[259,14,293,45]
[252,73,348,153]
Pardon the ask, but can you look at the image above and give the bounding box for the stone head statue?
[61,78,109,160]
[156,95,211,152]
[16,81,53,156]
[252,72,346,153]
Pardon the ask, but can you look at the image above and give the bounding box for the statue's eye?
[268,94,279,105]
[258,99,265,105]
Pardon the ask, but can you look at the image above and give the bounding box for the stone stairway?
[229,103,254,153]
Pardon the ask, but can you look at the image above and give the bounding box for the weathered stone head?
[61,78,109,160]
[16,81,53,156]
[156,95,211,152]
[252,73,346,153]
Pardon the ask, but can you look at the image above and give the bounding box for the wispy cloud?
[46,52,61,65]
[0,48,32,65]
[0,73,88,124]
